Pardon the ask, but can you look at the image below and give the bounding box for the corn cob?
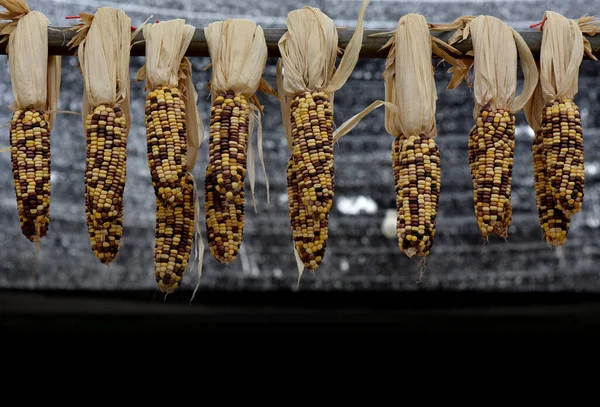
[145,86,188,205]
[209,90,250,201]
[154,172,195,293]
[9,108,51,242]
[84,103,127,264]
[470,104,516,239]
[287,156,329,270]
[532,129,571,246]
[290,91,334,218]
[542,98,584,217]
[394,134,441,258]
[205,158,245,264]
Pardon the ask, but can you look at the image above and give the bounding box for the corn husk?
[578,16,600,60]
[332,15,465,141]
[68,7,133,137]
[136,19,205,302]
[431,15,538,118]
[382,14,438,139]
[0,0,61,128]
[205,18,272,209]
[523,77,544,134]
[538,12,599,102]
[277,0,374,149]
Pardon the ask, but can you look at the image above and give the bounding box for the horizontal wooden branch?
[0,27,598,59]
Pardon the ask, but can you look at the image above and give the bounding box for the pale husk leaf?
[4,10,48,109]
[470,16,518,111]
[523,74,544,134]
[142,19,194,91]
[278,0,373,145]
[429,15,475,45]
[46,55,62,130]
[539,11,585,101]
[0,0,29,37]
[577,15,600,60]
[204,19,268,97]
[0,0,62,130]
[466,15,537,117]
[179,57,203,172]
[71,7,132,135]
[382,14,437,139]
[277,0,369,97]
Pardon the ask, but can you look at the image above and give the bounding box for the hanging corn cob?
[378,14,462,263]
[138,19,205,295]
[68,8,133,265]
[535,12,600,218]
[204,19,272,264]
[525,82,571,247]
[0,0,61,244]
[524,13,599,247]
[277,0,378,278]
[431,16,538,241]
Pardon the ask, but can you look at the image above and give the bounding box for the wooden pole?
[1,27,598,59]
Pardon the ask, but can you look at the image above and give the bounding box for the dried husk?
[332,13,464,141]
[68,7,132,137]
[382,13,438,139]
[577,16,600,60]
[523,76,544,134]
[538,11,598,102]
[0,0,61,129]
[141,19,194,90]
[277,0,372,149]
[205,18,271,208]
[431,15,538,117]
[136,19,205,301]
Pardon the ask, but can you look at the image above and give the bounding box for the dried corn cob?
[542,99,584,217]
[470,104,516,239]
[290,91,335,217]
[84,103,128,264]
[204,19,270,265]
[9,108,51,242]
[208,90,250,202]
[532,128,570,246]
[1,1,61,244]
[287,156,328,269]
[154,172,195,293]
[145,86,188,205]
[68,8,132,264]
[278,1,371,276]
[394,134,441,258]
[432,15,538,241]
[205,159,245,264]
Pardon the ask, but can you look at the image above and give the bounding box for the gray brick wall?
[1,0,599,292]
